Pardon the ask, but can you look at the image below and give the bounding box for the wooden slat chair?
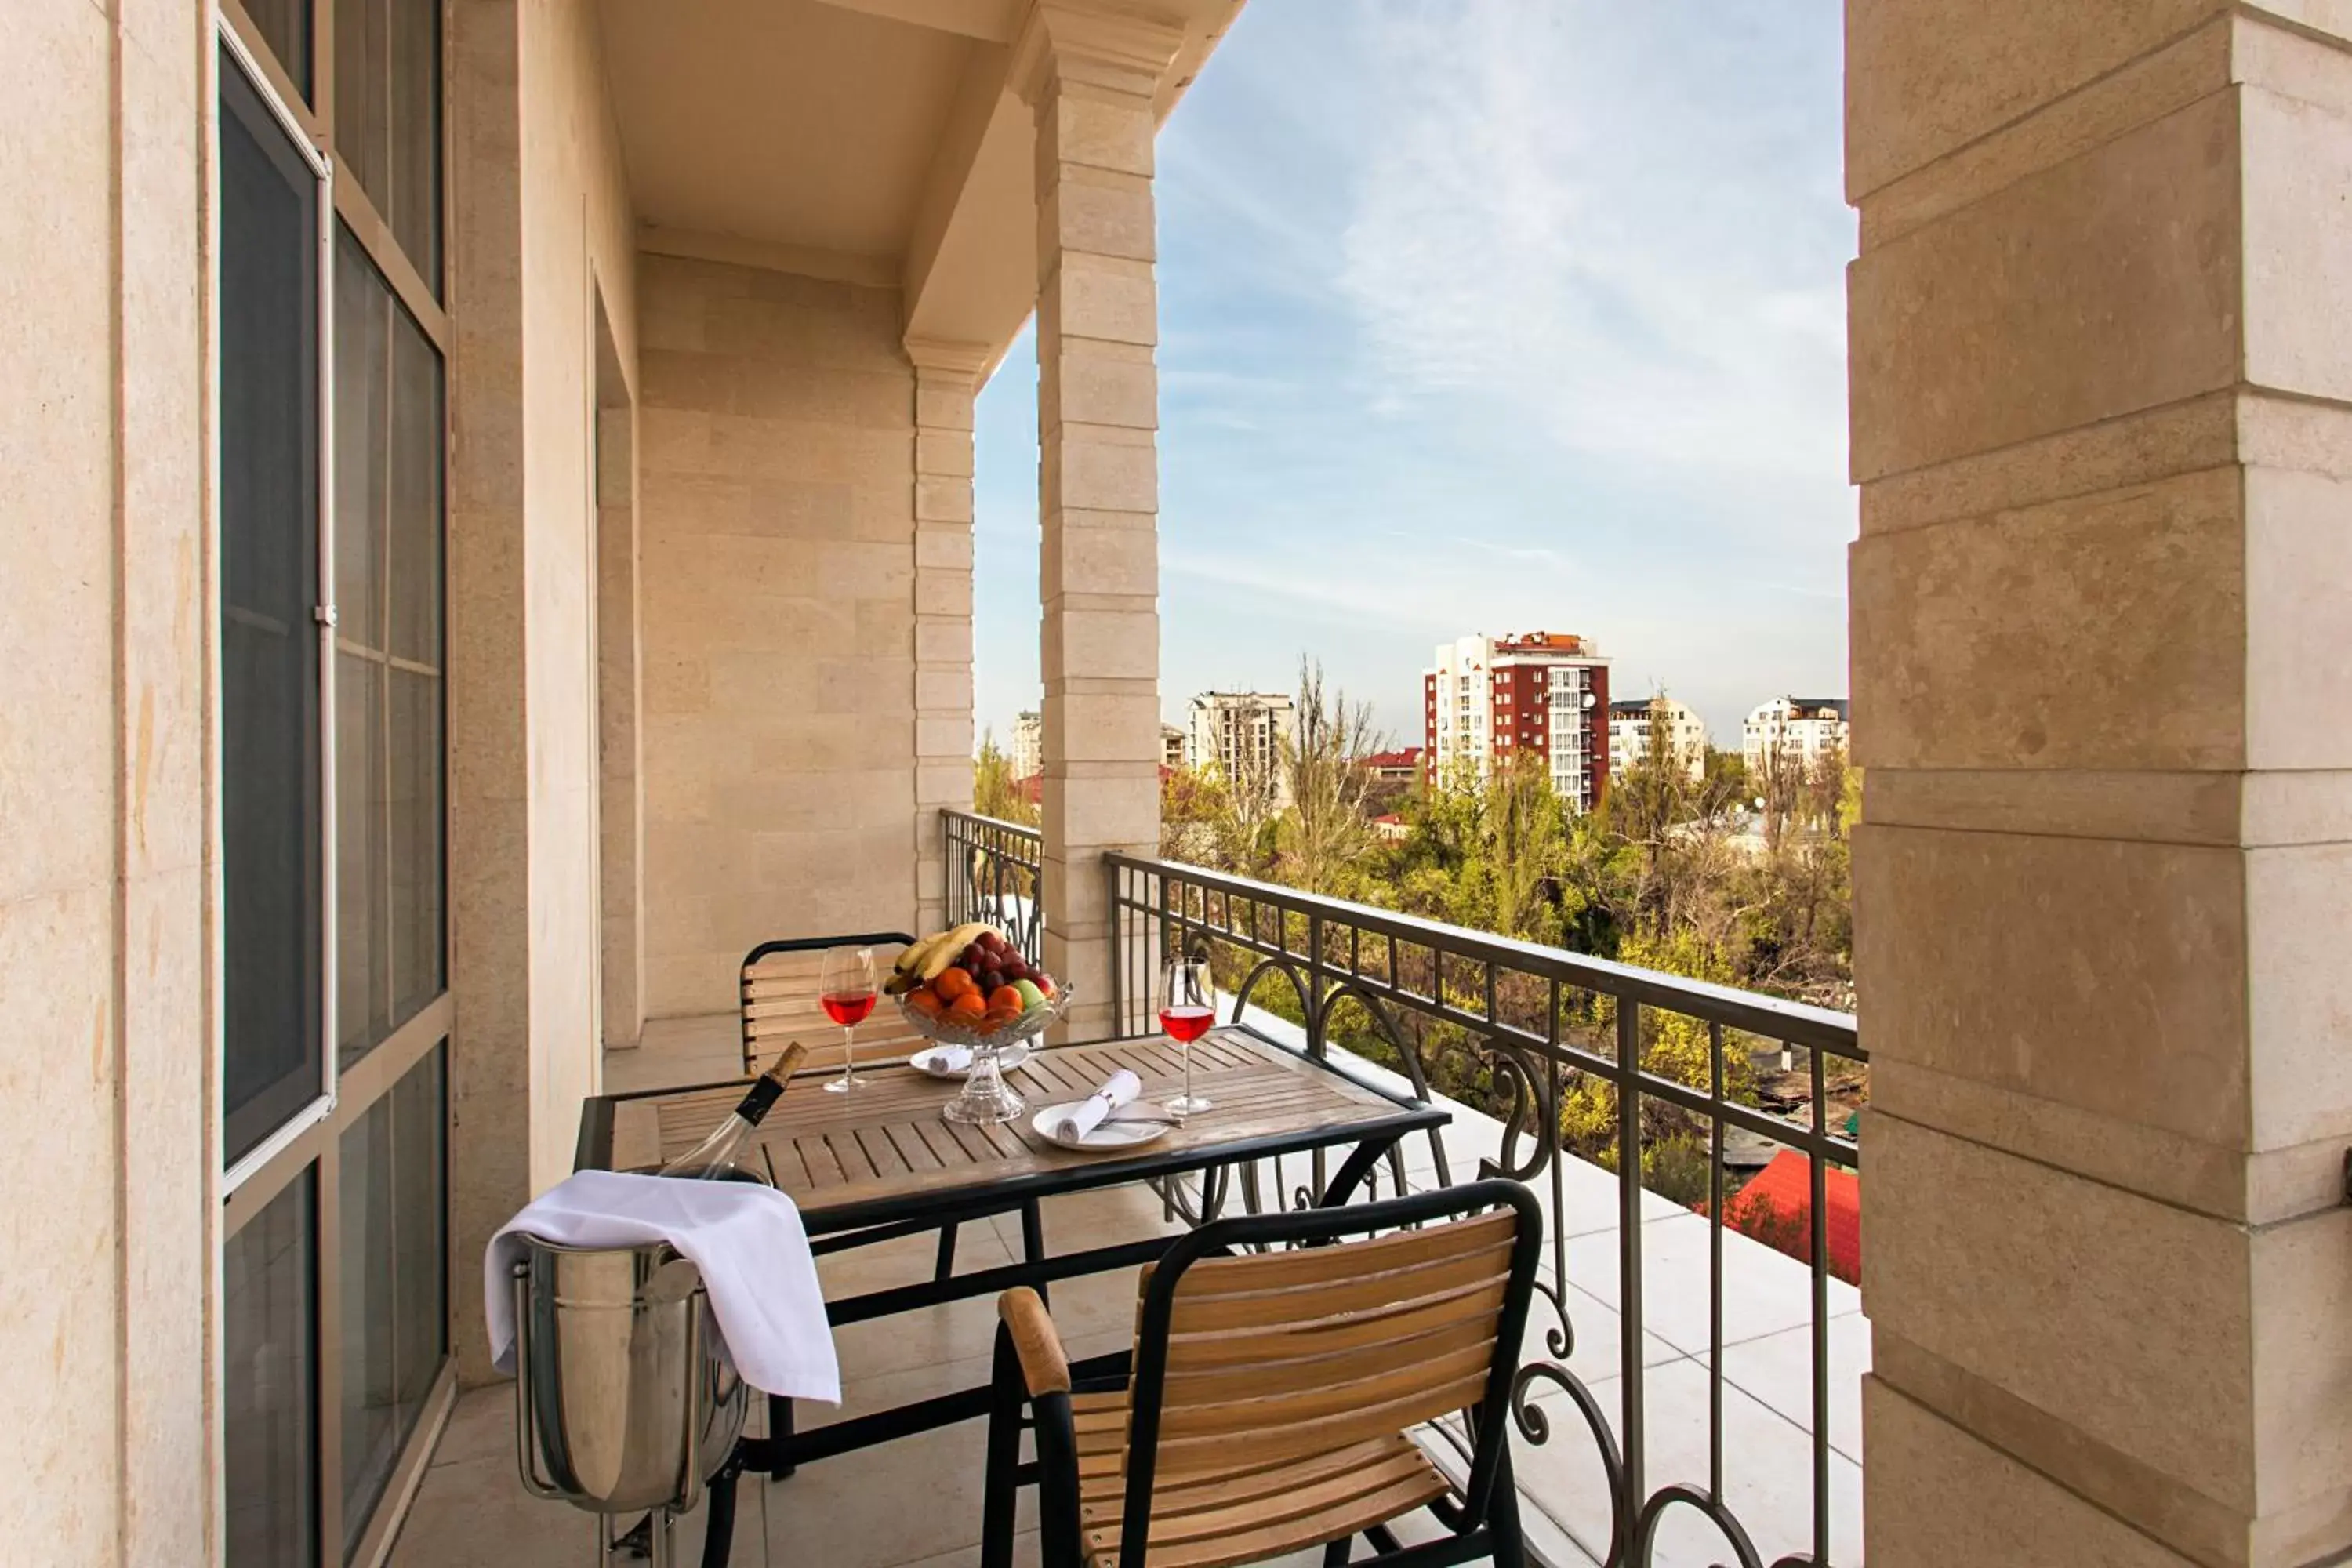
[740,932,933,1079]
[739,933,1041,1284]
[983,1180,1543,1568]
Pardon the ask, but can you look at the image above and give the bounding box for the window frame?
[217,16,340,1196]
[215,1,457,1562]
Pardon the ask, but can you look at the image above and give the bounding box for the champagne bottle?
[657,1043,809,1179]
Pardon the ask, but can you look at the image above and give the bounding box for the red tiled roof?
[1719,1149,1860,1284]
[1363,747,1424,768]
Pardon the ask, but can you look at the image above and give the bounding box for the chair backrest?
[739,932,920,1075]
[1119,1179,1541,1563]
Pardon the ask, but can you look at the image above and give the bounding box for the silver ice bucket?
[510,1236,750,1517]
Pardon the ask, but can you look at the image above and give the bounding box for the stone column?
[1849,7,2352,1564]
[1014,2,1178,1039]
[445,0,534,1385]
[907,337,987,936]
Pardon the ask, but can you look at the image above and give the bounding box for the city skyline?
[972,0,1855,750]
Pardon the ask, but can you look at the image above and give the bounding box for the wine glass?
[818,946,878,1094]
[1160,949,1214,1117]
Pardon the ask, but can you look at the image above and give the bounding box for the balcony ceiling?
[599,0,1241,359]
[601,0,1008,267]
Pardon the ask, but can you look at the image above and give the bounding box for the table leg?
[933,1222,959,1282]
[767,1394,795,1480]
[1018,1198,1047,1306]
[1316,1135,1402,1210]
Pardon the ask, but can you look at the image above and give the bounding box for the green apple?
[1012,978,1045,1010]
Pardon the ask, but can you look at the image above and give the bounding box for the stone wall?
[1848,4,2352,1561]
[0,0,212,1557]
[635,254,923,1019]
[447,0,639,1378]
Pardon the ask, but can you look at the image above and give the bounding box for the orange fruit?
[987,985,1025,1014]
[948,989,987,1021]
[935,968,976,1002]
[906,989,944,1020]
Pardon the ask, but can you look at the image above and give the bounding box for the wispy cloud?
[974,2,1858,746]
[1338,0,1853,490]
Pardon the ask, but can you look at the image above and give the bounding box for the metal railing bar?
[1708,1019,1725,1508]
[1617,996,1646,1551]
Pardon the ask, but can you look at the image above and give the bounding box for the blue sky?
[972,0,1856,749]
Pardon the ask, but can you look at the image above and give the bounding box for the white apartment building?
[1162,724,1189,771]
[1742,696,1851,777]
[1011,710,1043,782]
[1608,697,1709,782]
[1423,632,1613,811]
[1186,691,1296,800]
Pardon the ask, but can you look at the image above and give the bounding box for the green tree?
[1276,658,1383,898]
[972,731,1036,826]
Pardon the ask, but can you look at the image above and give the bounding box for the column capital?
[903,335,992,383]
[1011,0,1184,105]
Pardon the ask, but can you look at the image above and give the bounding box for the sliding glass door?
[216,2,451,1561]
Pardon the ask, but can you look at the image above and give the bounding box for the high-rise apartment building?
[1161,724,1189,771]
[1741,696,1850,777]
[1422,633,1611,811]
[1186,691,1296,800]
[1608,698,1710,782]
[1011,710,1043,782]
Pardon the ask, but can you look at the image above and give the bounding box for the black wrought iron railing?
[1103,851,1865,1568]
[941,808,1043,964]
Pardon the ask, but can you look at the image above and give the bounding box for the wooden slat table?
[575,1025,1450,1473]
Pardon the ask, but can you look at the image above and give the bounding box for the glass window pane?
[389,670,445,1019]
[226,1173,318,1567]
[388,304,445,666]
[336,0,442,292]
[336,652,388,1056]
[335,230,446,1068]
[220,48,324,1165]
[238,0,312,102]
[339,1045,447,1555]
[332,236,388,654]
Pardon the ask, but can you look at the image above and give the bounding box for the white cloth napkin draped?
[485,1169,840,1403]
[1051,1069,1142,1142]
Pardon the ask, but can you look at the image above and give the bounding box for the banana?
[918,921,998,982]
[886,931,949,993]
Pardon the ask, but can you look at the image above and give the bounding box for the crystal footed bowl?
[896,985,1073,1124]
[894,983,1074,1053]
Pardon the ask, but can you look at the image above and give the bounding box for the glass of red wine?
[818,945,878,1094]
[1160,949,1214,1117]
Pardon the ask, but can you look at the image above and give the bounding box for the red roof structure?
[1719,1150,1860,1284]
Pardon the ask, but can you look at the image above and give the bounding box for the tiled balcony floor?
[391,1016,1866,1568]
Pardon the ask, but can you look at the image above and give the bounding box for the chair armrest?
[996,1287,1071,1397]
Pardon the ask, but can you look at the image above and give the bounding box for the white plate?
[1031,1099,1174,1152]
[909,1043,1031,1080]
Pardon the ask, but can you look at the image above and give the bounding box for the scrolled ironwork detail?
[1511,1360,1626,1568]
[1528,1276,1576,1362]
[1632,1483,1768,1568]
[1483,1035,1557,1183]
[1231,956,1315,1033]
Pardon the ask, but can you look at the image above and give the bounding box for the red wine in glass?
[1162,955,1214,1116]
[1158,1005,1214,1043]
[819,946,877,1093]
[821,992,877,1028]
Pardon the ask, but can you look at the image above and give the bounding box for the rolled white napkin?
[1051,1069,1142,1142]
[923,1044,973,1073]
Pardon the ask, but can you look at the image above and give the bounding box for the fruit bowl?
[895,982,1073,1053]
[886,923,1066,1124]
